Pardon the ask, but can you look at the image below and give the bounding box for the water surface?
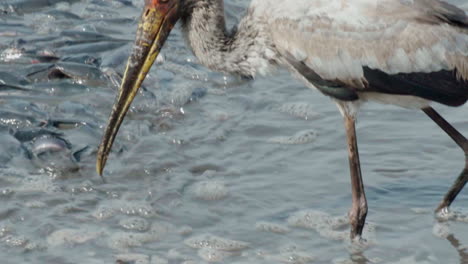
[0,0,467,263]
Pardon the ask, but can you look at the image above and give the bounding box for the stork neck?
[181,0,274,77]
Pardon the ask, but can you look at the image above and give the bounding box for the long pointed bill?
[96,1,180,176]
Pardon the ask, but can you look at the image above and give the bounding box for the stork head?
[96,0,183,175]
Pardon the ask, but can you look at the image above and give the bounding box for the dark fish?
[11,127,62,142]
[62,55,101,66]
[0,0,81,14]
[0,84,37,95]
[46,119,96,130]
[101,67,123,89]
[25,62,106,86]
[0,131,23,166]
[60,30,112,41]
[0,22,34,35]
[44,10,82,20]
[0,71,30,86]
[100,44,131,70]
[28,134,81,174]
[101,67,155,98]
[54,62,103,80]
[56,41,127,55]
[31,134,69,156]
[189,87,207,102]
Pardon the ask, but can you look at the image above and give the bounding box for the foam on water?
[266,251,316,264]
[197,247,238,262]
[184,234,249,251]
[150,255,169,264]
[432,222,451,238]
[287,209,376,245]
[119,217,150,232]
[192,180,229,201]
[255,221,290,234]
[17,175,62,194]
[268,129,318,144]
[115,253,150,264]
[92,200,157,220]
[436,208,468,223]
[278,102,320,120]
[109,228,168,250]
[47,228,102,247]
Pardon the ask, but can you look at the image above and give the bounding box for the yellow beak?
[96,2,180,176]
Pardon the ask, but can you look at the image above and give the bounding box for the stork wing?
[257,0,468,106]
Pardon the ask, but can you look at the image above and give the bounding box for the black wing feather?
[363,67,468,107]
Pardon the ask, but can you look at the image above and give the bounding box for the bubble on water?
[24,201,47,208]
[189,164,223,175]
[184,234,248,251]
[436,208,468,223]
[268,130,317,144]
[47,228,101,247]
[345,229,377,252]
[115,254,150,264]
[110,222,172,250]
[209,110,230,122]
[3,235,28,247]
[287,210,374,243]
[410,207,431,214]
[177,226,193,236]
[170,85,193,107]
[259,244,315,264]
[198,248,237,262]
[432,222,451,238]
[167,248,194,262]
[0,48,24,62]
[93,200,157,220]
[55,2,71,11]
[109,232,144,249]
[193,181,228,201]
[267,251,315,264]
[148,221,173,239]
[155,53,166,65]
[0,224,12,238]
[288,210,345,230]
[130,0,145,8]
[93,204,116,220]
[151,255,169,264]
[279,102,319,120]
[119,217,150,232]
[380,255,434,264]
[255,221,290,234]
[2,234,42,251]
[18,176,62,194]
[0,188,14,198]
[120,120,152,141]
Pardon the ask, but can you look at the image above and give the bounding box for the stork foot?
[349,196,368,240]
[435,154,468,213]
[423,107,468,214]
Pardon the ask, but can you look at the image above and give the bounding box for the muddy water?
[0,0,467,263]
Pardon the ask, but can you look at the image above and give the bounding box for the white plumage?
[237,0,467,110]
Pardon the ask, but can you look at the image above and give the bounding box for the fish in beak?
[96,0,181,176]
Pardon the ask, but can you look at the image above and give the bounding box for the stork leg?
[422,107,468,213]
[344,114,368,240]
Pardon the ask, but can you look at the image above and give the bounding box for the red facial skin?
[145,0,171,10]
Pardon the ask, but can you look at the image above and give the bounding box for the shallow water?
[0,0,467,263]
